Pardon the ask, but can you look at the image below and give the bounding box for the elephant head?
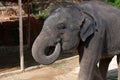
[32,3,97,65]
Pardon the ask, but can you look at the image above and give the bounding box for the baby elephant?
[32,1,120,80]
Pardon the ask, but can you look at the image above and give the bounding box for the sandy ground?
[0,56,118,80]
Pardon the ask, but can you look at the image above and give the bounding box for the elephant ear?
[80,17,96,42]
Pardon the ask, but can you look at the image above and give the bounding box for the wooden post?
[18,0,24,72]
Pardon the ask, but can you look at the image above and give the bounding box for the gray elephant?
[32,1,120,80]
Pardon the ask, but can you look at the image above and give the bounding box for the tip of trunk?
[32,41,61,65]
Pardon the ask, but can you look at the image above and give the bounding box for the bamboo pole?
[18,0,24,72]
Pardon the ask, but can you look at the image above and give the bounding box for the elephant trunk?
[32,33,61,65]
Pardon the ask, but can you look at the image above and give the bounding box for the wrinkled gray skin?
[32,1,120,80]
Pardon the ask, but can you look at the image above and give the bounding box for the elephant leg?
[79,50,103,80]
[78,29,104,80]
[78,46,103,80]
[78,43,102,80]
[117,55,120,80]
[79,56,104,80]
[99,57,113,80]
[78,48,102,80]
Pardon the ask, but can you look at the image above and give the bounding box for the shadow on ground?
[0,50,77,73]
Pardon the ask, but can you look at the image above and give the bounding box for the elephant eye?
[57,23,66,29]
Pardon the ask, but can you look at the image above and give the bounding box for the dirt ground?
[0,56,118,80]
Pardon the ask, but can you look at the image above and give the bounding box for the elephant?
[32,1,120,80]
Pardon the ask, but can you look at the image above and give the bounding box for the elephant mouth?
[45,46,55,56]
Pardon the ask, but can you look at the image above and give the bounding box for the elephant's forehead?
[45,12,67,26]
[48,12,60,20]
[49,12,67,20]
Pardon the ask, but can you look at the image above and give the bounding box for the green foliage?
[37,11,47,20]
[37,3,55,20]
[106,0,120,8]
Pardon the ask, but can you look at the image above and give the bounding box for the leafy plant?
[37,3,55,20]
[37,11,47,20]
[113,0,120,8]
[106,0,120,8]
